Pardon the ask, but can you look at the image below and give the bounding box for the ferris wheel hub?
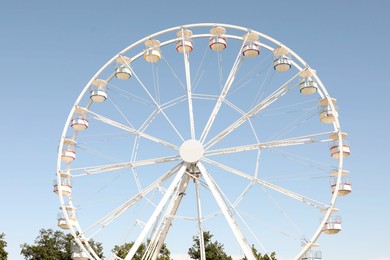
[179,140,204,163]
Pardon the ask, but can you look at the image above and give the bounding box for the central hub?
[179,140,204,163]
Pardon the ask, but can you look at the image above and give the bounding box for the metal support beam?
[195,178,206,260]
[124,164,187,260]
[197,163,256,260]
[149,173,191,260]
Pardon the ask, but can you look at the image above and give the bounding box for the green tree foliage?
[188,231,232,260]
[0,233,8,260]
[240,245,277,260]
[157,243,171,260]
[86,239,104,258]
[112,242,144,259]
[20,229,103,260]
[112,241,170,260]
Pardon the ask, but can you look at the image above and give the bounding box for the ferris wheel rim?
[55,23,347,260]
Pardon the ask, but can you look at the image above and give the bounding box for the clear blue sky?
[0,0,389,259]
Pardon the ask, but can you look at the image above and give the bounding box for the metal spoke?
[195,178,206,260]
[148,173,191,260]
[124,164,187,260]
[180,29,196,139]
[204,71,301,150]
[129,67,185,141]
[205,131,334,157]
[197,162,256,260]
[83,164,182,236]
[160,94,187,110]
[70,155,181,177]
[88,110,178,150]
[203,158,330,210]
[199,39,247,144]
[161,57,186,90]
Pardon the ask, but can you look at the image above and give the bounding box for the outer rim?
[55,23,345,260]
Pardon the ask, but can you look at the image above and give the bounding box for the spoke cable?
[161,56,186,91]
[193,43,213,92]
[205,166,271,257]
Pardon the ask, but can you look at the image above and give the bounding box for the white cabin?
[319,97,337,124]
[330,141,350,159]
[176,29,193,53]
[273,46,292,72]
[90,79,107,102]
[242,43,260,58]
[72,244,89,260]
[72,252,89,260]
[90,89,107,103]
[144,39,161,63]
[53,177,72,196]
[57,213,70,230]
[209,37,227,51]
[332,181,352,196]
[176,39,193,53]
[71,117,88,131]
[274,55,292,72]
[299,77,318,95]
[61,139,76,163]
[71,107,89,131]
[322,215,342,234]
[114,56,132,79]
[301,250,322,260]
[115,66,132,80]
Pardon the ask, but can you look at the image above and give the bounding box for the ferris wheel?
[55,23,351,260]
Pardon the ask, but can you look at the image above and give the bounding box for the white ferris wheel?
[55,23,351,260]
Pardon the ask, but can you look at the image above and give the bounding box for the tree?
[157,242,171,260]
[112,242,145,260]
[240,245,277,260]
[0,233,8,260]
[85,239,104,258]
[188,231,232,260]
[112,241,170,260]
[20,229,103,260]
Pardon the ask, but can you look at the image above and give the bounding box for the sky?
[0,0,389,260]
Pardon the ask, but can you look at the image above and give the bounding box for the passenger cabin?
[322,215,342,234]
[71,107,89,131]
[299,69,318,94]
[273,46,292,72]
[330,141,350,159]
[274,55,292,72]
[115,66,132,80]
[90,79,107,103]
[319,97,337,124]
[209,26,227,51]
[72,251,89,260]
[176,29,193,53]
[299,77,318,95]
[242,32,260,58]
[329,132,350,159]
[209,37,227,51]
[242,43,260,58]
[115,56,132,80]
[331,181,352,196]
[144,39,161,63]
[61,139,76,163]
[301,250,322,260]
[57,205,76,229]
[53,177,72,196]
[57,213,70,229]
[72,245,89,260]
